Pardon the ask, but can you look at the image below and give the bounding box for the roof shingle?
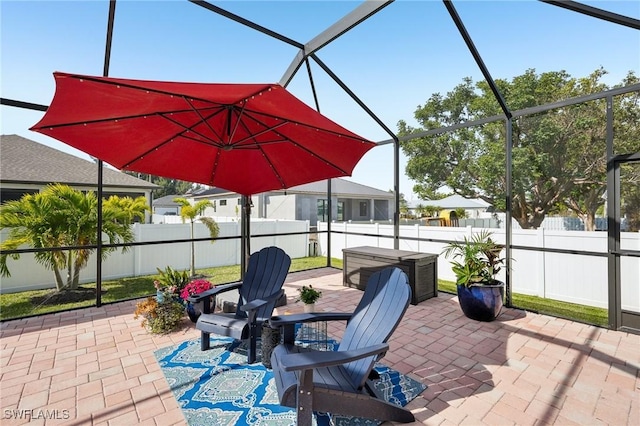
[1,134,158,189]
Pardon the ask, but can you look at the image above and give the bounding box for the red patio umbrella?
[31,72,376,196]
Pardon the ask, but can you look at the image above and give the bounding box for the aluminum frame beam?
[540,0,640,31]
[189,0,304,49]
[0,98,48,111]
[279,0,394,87]
[444,0,512,119]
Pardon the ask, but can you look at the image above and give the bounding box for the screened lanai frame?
[1,0,639,331]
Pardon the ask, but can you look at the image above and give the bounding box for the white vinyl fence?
[0,220,309,293]
[318,222,640,310]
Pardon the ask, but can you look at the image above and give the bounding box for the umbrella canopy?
[31,72,376,195]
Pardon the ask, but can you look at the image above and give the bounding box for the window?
[359,201,368,217]
[220,200,227,206]
[317,200,344,221]
[0,189,38,204]
[317,199,327,222]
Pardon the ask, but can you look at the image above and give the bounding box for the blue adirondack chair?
[189,246,291,364]
[269,267,414,424]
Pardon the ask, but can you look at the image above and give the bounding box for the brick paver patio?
[1,267,638,425]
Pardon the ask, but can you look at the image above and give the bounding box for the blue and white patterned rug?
[154,333,426,426]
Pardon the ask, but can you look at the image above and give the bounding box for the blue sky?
[2,0,639,200]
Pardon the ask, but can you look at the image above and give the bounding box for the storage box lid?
[342,246,430,261]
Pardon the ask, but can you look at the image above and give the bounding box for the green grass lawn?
[0,257,341,321]
[437,280,608,327]
[1,257,607,327]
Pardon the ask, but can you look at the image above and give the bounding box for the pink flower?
[180,279,213,301]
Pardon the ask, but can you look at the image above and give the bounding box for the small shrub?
[134,297,184,334]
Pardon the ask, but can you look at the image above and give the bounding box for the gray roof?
[1,134,158,189]
[281,178,393,198]
[153,195,181,207]
[190,187,232,198]
[187,178,392,199]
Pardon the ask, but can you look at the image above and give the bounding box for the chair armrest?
[188,281,242,303]
[269,312,353,327]
[238,289,284,313]
[239,298,267,312]
[278,343,389,372]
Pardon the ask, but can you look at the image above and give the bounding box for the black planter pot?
[186,297,215,323]
[186,302,200,323]
[456,281,504,322]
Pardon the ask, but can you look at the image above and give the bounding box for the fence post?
[466,225,474,239]
[134,223,142,277]
[273,219,279,249]
[343,222,348,250]
[537,227,546,298]
[236,221,241,266]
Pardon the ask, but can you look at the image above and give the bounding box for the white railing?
[318,222,640,310]
[0,220,310,293]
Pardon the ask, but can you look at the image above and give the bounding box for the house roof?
[187,178,392,199]
[276,178,393,198]
[190,187,232,198]
[152,195,181,207]
[0,134,158,189]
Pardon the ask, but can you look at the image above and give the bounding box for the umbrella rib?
[32,107,219,130]
[226,102,248,146]
[159,108,226,146]
[182,96,226,143]
[119,109,225,170]
[209,146,223,186]
[241,111,353,176]
[231,122,288,146]
[239,107,366,142]
[63,73,227,108]
[230,110,287,189]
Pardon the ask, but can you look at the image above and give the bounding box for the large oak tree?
[398,68,639,230]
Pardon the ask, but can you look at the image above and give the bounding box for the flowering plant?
[180,279,214,301]
[154,279,179,300]
[296,285,322,304]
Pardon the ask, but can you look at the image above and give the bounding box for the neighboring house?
[188,178,395,226]
[152,194,181,216]
[408,194,491,219]
[0,134,158,221]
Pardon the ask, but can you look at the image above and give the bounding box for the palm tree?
[0,184,148,291]
[173,198,220,277]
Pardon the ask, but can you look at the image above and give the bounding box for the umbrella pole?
[240,195,251,279]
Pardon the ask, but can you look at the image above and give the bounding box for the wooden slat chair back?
[337,267,412,389]
[191,246,291,363]
[270,267,414,424]
[235,246,290,322]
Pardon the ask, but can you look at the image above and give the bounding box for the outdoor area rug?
[154,330,426,426]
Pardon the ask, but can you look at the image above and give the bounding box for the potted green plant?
[442,230,506,321]
[297,285,322,312]
[155,266,190,302]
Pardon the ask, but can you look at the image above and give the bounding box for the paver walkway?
[1,268,638,425]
